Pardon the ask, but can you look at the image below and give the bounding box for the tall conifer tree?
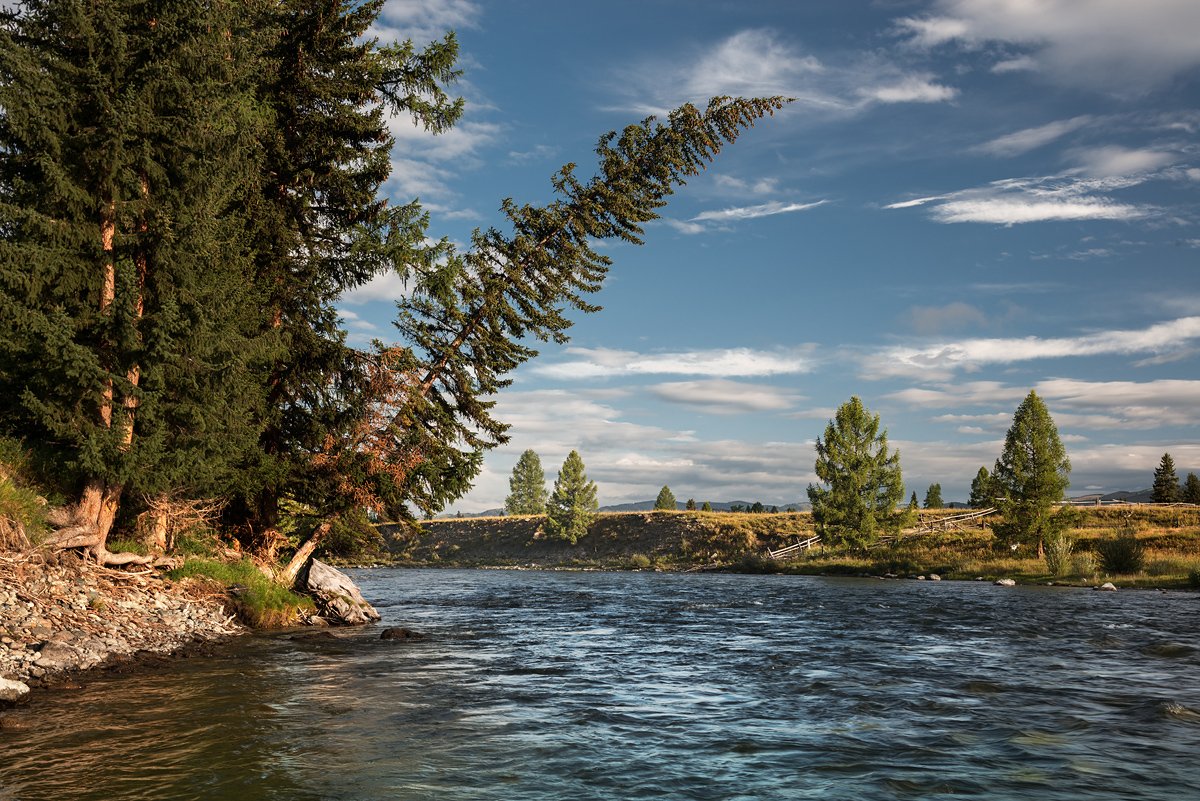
[807,397,905,549]
[1151,453,1180,503]
[505,449,547,515]
[991,391,1072,556]
[546,450,598,544]
[0,0,270,560]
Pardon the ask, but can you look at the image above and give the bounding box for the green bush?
[168,558,314,628]
[1188,568,1200,591]
[1095,525,1146,575]
[0,476,45,549]
[1070,551,1097,578]
[627,553,652,570]
[1044,533,1075,576]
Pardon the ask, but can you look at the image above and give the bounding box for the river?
[1,569,1198,800]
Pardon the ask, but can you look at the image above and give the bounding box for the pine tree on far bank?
[968,466,996,508]
[654,486,677,510]
[807,397,906,550]
[1152,453,1181,503]
[991,391,1072,557]
[924,483,943,509]
[505,450,547,515]
[546,451,598,544]
[1183,472,1200,505]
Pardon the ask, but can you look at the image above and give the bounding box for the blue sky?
[340,0,1200,510]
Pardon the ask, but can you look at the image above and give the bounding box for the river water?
[1,569,1198,800]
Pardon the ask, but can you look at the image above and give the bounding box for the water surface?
[2,569,1198,800]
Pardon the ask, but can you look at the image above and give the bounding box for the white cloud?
[900,0,1200,92]
[857,75,958,104]
[681,28,825,100]
[973,116,1093,157]
[713,175,781,196]
[895,16,972,48]
[889,172,1155,226]
[649,379,798,415]
[990,55,1037,74]
[340,271,411,304]
[1068,146,1177,178]
[532,346,816,380]
[662,219,708,236]
[372,0,481,46]
[692,200,828,223]
[933,197,1147,225]
[506,144,559,164]
[864,317,1200,378]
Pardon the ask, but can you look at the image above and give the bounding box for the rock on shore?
[0,554,242,696]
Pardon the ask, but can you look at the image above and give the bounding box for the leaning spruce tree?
[991,391,1072,557]
[1152,453,1181,503]
[807,397,906,550]
[546,450,598,544]
[505,449,548,515]
[654,486,677,511]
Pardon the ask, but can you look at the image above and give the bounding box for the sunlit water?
[2,569,1198,800]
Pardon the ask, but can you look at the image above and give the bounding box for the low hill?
[377,505,1200,581]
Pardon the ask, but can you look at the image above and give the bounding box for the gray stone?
[33,642,81,671]
[1096,582,1118,591]
[380,627,425,641]
[0,678,29,702]
[303,560,381,626]
[994,578,1017,586]
[929,574,942,581]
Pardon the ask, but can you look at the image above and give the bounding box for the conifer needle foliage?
[0,0,786,556]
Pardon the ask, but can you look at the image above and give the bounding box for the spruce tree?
[654,486,677,510]
[0,0,269,559]
[1183,472,1200,505]
[505,449,547,515]
[1151,453,1181,503]
[923,483,944,509]
[968,466,995,508]
[807,397,905,549]
[909,491,919,509]
[686,498,696,511]
[991,391,1072,556]
[546,450,598,544]
[701,501,713,512]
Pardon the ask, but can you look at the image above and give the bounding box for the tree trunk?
[278,520,333,588]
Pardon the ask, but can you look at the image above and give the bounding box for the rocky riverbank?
[0,552,243,705]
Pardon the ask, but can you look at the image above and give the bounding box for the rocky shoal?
[0,552,243,705]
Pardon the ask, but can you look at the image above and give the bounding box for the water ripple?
[2,570,1198,800]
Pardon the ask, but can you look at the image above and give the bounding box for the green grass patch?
[168,558,314,628]
[106,538,149,556]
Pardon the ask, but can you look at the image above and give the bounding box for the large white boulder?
[303,560,381,626]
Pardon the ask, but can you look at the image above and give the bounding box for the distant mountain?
[1068,488,1154,504]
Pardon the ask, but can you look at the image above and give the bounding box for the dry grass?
[397,506,1200,588]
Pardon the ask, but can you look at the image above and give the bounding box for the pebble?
[0,558,242,691]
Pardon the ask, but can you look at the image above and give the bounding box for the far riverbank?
[378,506,1200,590]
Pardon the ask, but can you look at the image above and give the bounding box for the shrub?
[0,476,45,549]
[1189,569,1200,591]
[627,553,652,570]
[168,558,314,628]
[1095,525,1146,575]
[1044,533,1075,576]
[1070,551,1097,578]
